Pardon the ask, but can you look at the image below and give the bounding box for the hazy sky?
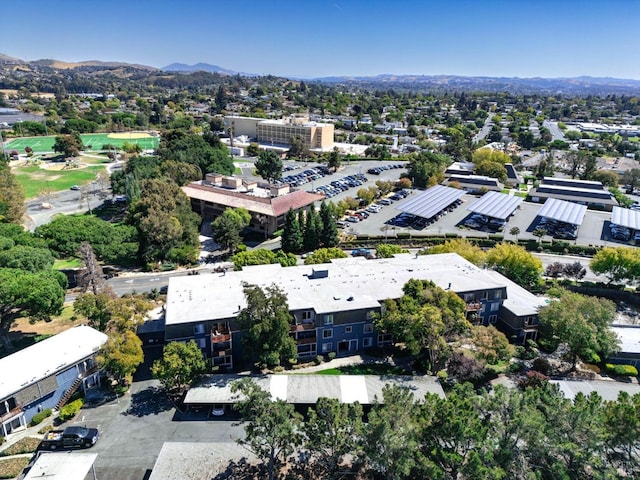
[2,0,639,79]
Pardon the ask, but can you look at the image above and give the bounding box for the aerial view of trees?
[254,150,283,183]
[211,207,251,254]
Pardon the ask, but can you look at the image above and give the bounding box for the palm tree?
[509,226,520,242]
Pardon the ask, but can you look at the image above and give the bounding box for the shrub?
[273,366,284,373]
[58,398,84,422]
[28,408,52,427]
[532,357,551,375]
[327,352,337,361]
[507,362,523,373]
[314,355,324,366]
[0,436,3,445]
[518,370,550,390]
[606,364,638,377]
[38,425,54,435]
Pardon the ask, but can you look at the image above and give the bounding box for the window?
[324,314,334,325]
[302,311,312,320]
[489,315,498,324]
[345,326,352,334]
[363,338,373,348]
[193,324,205,335]
[490,302,500,312]
[196,338,206,349]
[494,290,502,300]
[481,291,488,300]
[364,324,374,334]
[464,293,474,302]
[378,333,392,345]
[322,343,332,353]
[323,329,333,339]
[525,316,535,326]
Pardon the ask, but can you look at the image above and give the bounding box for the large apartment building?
[224,115,334,150]
[163,254,546,370]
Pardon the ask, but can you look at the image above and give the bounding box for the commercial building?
[182,174,323,236]
[0,326,107,436]
[528,177,618,210]
[224,115,334,150]
[443,174,503,193]
[164,253,546,370]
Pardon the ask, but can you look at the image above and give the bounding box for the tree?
[231,379,302,480]
[533,153,555,178]
[232,249,297,270]
[509,226,520,241]
[302,205,322,251]
[623,168,640,191]
[363,386,423,480]
[77,242,111,295]
[532,227,547,243]
[0,245,54,272]
[487,243,542,288]
[288,135,308,159]
[52,133,83,157]
[159,160,202,186]
[563,262,586,281]
[97,330,143,386]
[0,269,66,348]
[422,238,487,266]
[375,243,408,259]
[237,283,297,368]
[406,151,451,188]
[319,201,338,248]
[303,398,363,479]
[0,164,25,223]
[211,207,251,254]
[538,289,619,369]
[214,85,227,112]
[304,247,347,265]
[73,292,113,332]
[545,261,565,278]
[247,142,260,157]
[591,246,640,284]
[281,208,303,253]
[327,148,341,172]
[471,325,515,364]
[603,391,640,466]
[151,340,206,395]
[255,150,283,183]
[376,279,469,371]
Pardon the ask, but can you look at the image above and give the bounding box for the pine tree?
[282,209,303,253]
[320,202,339,247]
[303,205,321,251]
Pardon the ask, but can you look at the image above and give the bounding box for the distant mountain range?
[2,53,640,94]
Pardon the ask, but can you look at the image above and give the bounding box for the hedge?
[58,398,84,422]
[605,364,638,377]
[28,408,52,427]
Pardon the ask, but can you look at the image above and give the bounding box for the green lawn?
[5,132,159,153]
[53,257,83,269]
[13,165,105,198]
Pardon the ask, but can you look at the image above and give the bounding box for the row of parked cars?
[313,173,368,198]
[537,217,578,240]
[462,213,506,232]
[367,164,405,175]
[609,223,640,243]
[337,189,413,227]
[278,166,333,187]
[388,198,463,229]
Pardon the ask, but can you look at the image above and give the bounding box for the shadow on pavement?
[124,385,173,417]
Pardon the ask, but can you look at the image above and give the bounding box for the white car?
[210,404,225,417]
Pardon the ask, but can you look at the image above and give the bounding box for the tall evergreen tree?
[320,201,338,247]
[282,209,303,253]
[303,205,321,251]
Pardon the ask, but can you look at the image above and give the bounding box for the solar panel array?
[467,191,524,220]
[537,198,587,226]
[396,185,465,219]
[611,206,640,230]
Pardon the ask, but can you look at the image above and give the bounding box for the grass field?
[13,164,105,198]
[4,132,159,153]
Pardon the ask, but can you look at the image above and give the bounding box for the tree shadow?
[211,457,261,480]
[123,385,173,417]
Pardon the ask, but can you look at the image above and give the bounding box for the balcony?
[211,332,231,343]
[291,322,315,332]
[296,336,317,345]
[466,301,482,311]
[0,403,23,423]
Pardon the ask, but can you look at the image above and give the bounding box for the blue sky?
[2,0,639,79]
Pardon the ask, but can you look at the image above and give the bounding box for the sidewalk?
[0,414,55,454]
[290,353,407,374]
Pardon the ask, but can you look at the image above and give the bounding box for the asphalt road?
[543,120,566,142]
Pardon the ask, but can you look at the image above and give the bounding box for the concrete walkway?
[290,353,407,374]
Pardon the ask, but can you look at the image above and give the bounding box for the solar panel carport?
[467,191,524,220]
[537,198,587,226]
[396,185,464,219]
[611,206,640,230]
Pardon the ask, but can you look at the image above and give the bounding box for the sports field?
[4,132,159,153]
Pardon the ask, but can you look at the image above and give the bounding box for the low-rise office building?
[164,253,545,370]
[182,174,323,236]
[0,325,107,436]
[529,177,618,210]
[443,174,504,193]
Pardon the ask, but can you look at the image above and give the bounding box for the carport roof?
[611,206,640,230]
[184,374,445,405]
[466,191,524,220]
[537,198,587,226]
[23,453,97,480]
[396,185,464,219]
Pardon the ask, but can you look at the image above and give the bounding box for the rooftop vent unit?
[310,268,329,279]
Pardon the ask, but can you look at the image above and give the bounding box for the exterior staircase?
[56,377,82,410]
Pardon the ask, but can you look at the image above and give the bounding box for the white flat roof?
[537,198,587,226]
[395,185,465,220]
[23,452,97,480]
[610,325,640,355]
[467,191,524,220]
[552,379,640,401]
[165,253,507,326]
[611,206,640,231]
[184,374,445,405]
[0,326,108,400]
